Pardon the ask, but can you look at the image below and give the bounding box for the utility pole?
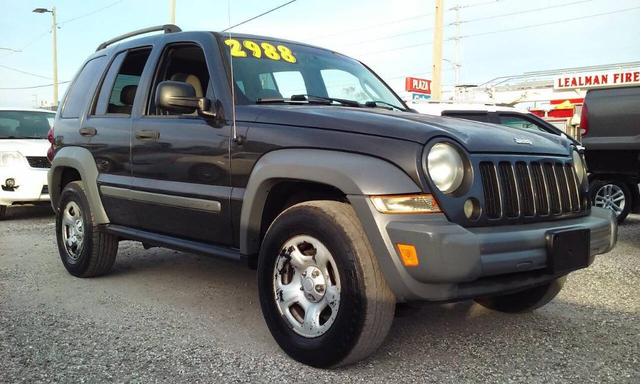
[33,6,58,109]
[170,0,176,24]
[431,0,444,101]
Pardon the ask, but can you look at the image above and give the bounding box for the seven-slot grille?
[479,160,584,220]
[26,156,50,169]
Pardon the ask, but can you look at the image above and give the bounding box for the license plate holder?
[545,228,590,273]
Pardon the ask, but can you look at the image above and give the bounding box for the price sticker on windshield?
[224,38,297,63]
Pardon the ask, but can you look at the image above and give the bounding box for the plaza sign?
[405,77,432,94]
[553,69,640,90]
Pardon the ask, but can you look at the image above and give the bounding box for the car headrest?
[170,73,203,97]
[120,85,138,106]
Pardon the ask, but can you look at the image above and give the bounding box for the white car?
[0,108,55,219]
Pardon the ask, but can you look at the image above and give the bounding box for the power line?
[453,0,506,10]
[1,0,125,57]
[0,81,70,90]
[58,0,124,26]
[307,12,434,40]
[453,0,594,25]
[451,6,639,40]
[222,0,297,32]
[0,64,51,79]
[338,27,434,48]
[356,5,637,57]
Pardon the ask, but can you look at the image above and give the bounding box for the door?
[131,42,232,245]
[84,47,153,226]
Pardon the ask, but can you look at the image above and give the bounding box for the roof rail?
[96,24,181,51]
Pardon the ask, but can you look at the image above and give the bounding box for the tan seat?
[170,73,203,97]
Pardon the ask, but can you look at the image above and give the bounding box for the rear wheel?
[590,179,631,223]
[257,200,395,368]
[474,277,566,313]
[56,181,118,277]
[0,205,6,220]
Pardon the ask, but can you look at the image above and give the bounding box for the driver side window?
[147,43,210,116]
[320,69,379,103]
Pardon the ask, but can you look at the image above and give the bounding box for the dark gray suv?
[47,25,617,368]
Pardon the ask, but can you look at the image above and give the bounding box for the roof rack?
[96,24,181,51]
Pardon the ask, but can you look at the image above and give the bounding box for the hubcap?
[273,235,341,338]
[594,184,625,217]
[61,201,85,261]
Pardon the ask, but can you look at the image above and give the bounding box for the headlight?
[572,150,586,183]
[0,151,26,168]
[427,143,465,194]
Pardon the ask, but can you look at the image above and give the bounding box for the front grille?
[26,156,50,169]
[480,160,584,220]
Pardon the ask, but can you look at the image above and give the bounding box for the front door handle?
[79,127,97,137]
[135,130,160,140]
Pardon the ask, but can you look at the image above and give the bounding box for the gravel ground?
[0,205,638,383]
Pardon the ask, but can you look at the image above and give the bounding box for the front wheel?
[0,205,6,220]
[257,201,395,368]
[474,277,566,313]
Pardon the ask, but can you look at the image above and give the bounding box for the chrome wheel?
[594,183,626,216]
[273,235,341,338]
[61,201,85,260]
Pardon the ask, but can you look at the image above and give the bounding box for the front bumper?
[349,196,617,302]
[0,167,50,206]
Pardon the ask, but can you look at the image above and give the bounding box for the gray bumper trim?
[349,196,617,302]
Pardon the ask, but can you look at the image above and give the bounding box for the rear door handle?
[79,127,97,137]
[135,130,160,140]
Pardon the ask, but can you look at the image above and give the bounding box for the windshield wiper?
[364,100,406,111]
[256,94,363,108]
[291,94,362,107]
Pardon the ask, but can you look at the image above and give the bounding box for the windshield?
[0,111,54,139]
[220,35,407,110]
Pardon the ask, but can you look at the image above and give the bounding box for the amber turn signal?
[396,243,419,267]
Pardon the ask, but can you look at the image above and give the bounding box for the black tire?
[474,276,566,313]
[257,200,395,368]
[56,181,118,277]
[589,179,631,223]
[0,205,6,220]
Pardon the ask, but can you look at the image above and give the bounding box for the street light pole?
[431,0,444,101]
[33,7,59,109]
[51,7,58,108]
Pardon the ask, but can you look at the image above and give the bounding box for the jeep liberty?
[48,25,617,368]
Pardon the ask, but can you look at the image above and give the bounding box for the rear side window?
[61,56,107,118]
[94,48,152,115]
[442,111,490,123]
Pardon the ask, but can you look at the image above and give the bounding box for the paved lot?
[0,205,638,383]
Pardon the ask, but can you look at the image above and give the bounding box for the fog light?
[5,178,15,188]
[396,243,419,267]
[464,198,480,220]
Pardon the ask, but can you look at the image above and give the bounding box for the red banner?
[405,77,432,94]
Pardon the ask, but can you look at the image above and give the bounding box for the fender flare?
[239,149,421,255]
[48,146,109,224]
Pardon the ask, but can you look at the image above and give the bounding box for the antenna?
[228,0,238,143]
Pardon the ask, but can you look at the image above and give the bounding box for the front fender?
[239,148,421,256]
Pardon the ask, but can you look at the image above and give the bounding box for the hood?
[0,139,49,157]
[237,105,571,156]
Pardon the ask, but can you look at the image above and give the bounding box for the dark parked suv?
[48,25,617,368]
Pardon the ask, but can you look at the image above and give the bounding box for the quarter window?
[61,56,107,118]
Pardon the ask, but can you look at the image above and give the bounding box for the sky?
[0,0,639,108]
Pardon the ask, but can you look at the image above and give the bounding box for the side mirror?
[155,80,215,117]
